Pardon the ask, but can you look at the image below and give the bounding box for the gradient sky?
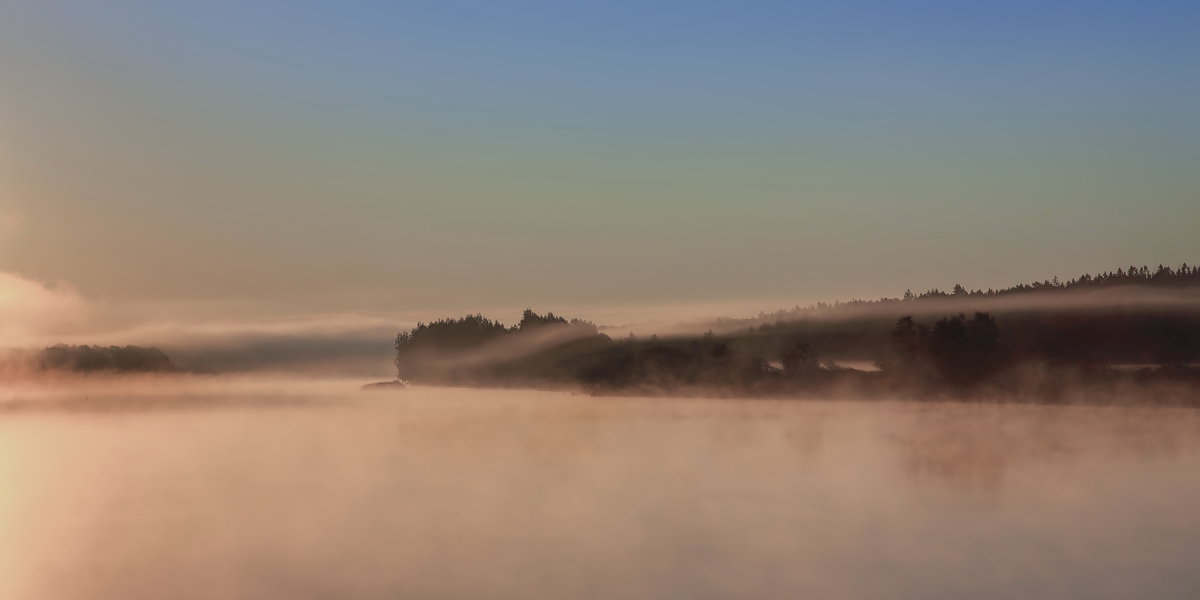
[2,0,1198,326]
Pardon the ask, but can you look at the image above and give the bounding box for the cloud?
[0,272,90,343]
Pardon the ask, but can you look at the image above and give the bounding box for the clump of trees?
[391,264,1200,401]
[393,310,858,394]
[393,310,605,384]
[38,345,175,373]
[696,261,1200,369]
[393,306,1200,402]
[884,313,1008,388]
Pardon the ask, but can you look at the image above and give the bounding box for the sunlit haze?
[2,1,1198,337]
[4,4,1200,599]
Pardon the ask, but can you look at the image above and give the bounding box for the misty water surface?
[1,380,1198,599]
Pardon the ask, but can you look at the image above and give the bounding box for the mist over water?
[2,381,1198,599]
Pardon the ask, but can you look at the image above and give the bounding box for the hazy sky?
[2,0,1198,328]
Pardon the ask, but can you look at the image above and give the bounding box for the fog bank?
[2,385,1199,599]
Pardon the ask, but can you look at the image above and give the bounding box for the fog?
[683,284,1200,337]
[153,284,1200,377]
[0,272,90,343]
[2,380,1198,599]
[7,264,1199,379]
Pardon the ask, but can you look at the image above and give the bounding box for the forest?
[36,345,176,373]
[393,265,1200,402]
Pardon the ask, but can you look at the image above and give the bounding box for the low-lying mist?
[1,384,1198,599]
[0,317,400,378]
[0,372,365,413]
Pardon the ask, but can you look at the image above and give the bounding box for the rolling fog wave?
[1,383,1198,599]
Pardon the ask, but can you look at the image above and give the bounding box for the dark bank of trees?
[882,313,1006,388]
[906,262,1200,300]
[728,262,1200,325]
[37,345,175,373]
[393,311,796,393]
[708,263,1200,369]
[392,310,1011,395]
[393,264,1200,402]
[393,310,608,385]
[394,309,1200,401]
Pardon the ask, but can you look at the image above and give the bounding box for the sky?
[2,0,1198,338]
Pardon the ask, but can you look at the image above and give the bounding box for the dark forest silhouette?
[393,265,1200,403]
[37,345,176,373]
[744,262,1200,321]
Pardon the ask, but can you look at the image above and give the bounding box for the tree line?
[736,262,1200,323]
[37,345,175,373]
[392,265,1200,402]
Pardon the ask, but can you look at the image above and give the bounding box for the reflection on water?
[2,381,1199,599]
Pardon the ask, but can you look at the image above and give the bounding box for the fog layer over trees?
[37,345,176,373]
[394,266,1200,403]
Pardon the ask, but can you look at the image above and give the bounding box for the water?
[2,379,1199,599]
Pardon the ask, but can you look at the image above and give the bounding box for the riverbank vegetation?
[393,265,1200,403]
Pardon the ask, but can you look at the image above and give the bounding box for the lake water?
[2,379,1199,599]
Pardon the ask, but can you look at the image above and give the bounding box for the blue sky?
[1,0,1197,322]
